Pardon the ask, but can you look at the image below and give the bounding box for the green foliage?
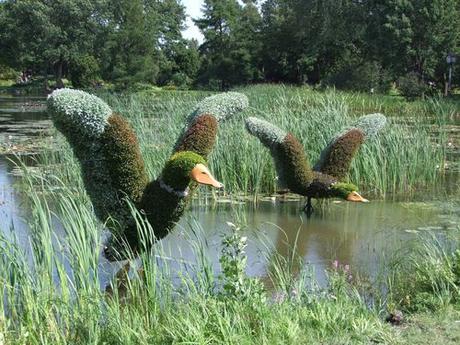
[195,0,262,88]
[0,0,107,87]
[398,72,428,100]
[0,63,17,80]
[388,232,460,313]
[378,0,460,82]
[7,166,459,344]
[324,61,392,94]
[452,249,460,286]
[69,54,100,88]
[219,222,265,302]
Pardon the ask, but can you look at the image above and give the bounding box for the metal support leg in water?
[303,197,314,218]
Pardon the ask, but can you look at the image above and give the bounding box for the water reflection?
[155,199,449,286]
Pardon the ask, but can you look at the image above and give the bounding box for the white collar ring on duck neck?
[159,178,190,198]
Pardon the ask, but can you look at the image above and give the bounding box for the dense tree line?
[0,0,459,93]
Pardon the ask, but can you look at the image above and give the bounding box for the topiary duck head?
[160,151,223,193]
[330,182,369,203]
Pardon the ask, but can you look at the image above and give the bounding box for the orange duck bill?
[346,191,369,203]
[190,164,223,188]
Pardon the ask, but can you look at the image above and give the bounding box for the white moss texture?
[245,117,287,149]
[48,89,133,230]
[351,113,386,138]
[47,88,111,140]
[188,92,249,123]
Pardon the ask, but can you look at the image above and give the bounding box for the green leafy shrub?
[398,72,427,100]
[0,64,18,80]
[69,55,100,88]
[324,61,392,94]
[219,222,265,302]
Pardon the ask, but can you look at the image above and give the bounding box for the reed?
[1,162,459,344]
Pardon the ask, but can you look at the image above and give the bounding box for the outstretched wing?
[313,113,386,180]
[174,92,248,158]
[245,117,313,195]
[48,89,148,230]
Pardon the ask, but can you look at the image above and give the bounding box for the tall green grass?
[1,157,459,344]
[0,164,397,344]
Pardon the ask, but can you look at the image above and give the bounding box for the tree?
[102,0,159,87]
[260,0,367,84]
[154,0,199,87]
[0,0,108,88]
[232,0,264,83]
[195,0,241,89]
[370,0,460,84]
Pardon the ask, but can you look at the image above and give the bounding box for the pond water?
[0,95,459,289]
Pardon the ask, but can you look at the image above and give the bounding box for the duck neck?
[158,177,190,198]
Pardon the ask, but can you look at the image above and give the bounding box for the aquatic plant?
[46,85,449,199]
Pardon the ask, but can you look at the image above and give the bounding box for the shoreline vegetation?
[0,162,459,344]
[0,84,459,344]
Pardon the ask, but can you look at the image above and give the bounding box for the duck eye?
[201,172,207,175]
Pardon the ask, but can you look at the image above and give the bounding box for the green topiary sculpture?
[245,114,386,216]
[48,89,248,260]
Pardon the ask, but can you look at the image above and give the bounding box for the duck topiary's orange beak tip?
[346,191,369,203]
[191,164,223,188]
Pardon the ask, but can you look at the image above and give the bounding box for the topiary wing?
[245,117,313,194]
[313,113,386,180]
[47,89,148,233]
[174,92,248,158]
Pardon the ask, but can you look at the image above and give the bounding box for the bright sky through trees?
[182,0,204,43]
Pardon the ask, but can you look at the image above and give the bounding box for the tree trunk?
[43,63,50,93]
[55,60,64,89]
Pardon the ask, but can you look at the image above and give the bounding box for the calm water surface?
[0,95,458,288]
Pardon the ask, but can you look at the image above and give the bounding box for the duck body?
[48,89,248,260]
[245,114,386,213]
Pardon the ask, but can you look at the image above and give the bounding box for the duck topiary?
[48,89,248,260]
[245,113,386,216]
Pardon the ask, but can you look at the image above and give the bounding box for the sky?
[182,0,205,43]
